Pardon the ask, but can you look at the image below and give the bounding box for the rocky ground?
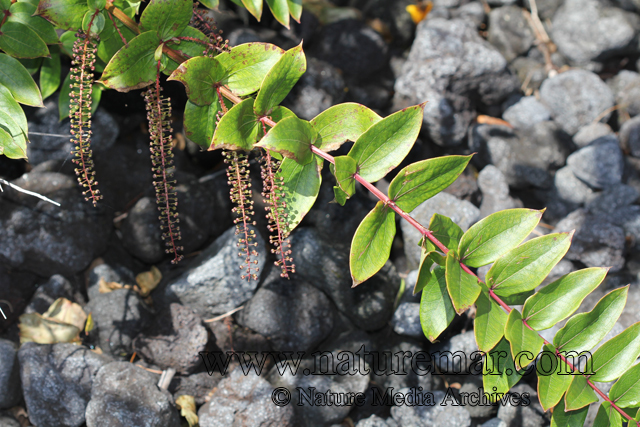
[2,0,640,426]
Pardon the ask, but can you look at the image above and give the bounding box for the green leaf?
[88,0,106,10]
[0,54,43,106]
[537,343,573,411]
[96,18,137,63]
[445,249,480,314]
[277,155,322,235]
[58,72,101,120]
[311,102,381,152]
[350,201,396,286]
[254,42,306,116]
[35,0,87,30]
[17,57,43,75]
[140,0,192,40]
[0,110,27,159]
[331,155,356,205]
[348,104,424,183]
[504,309,544,370]
[98,31,160,92]
[419,266,455,342]
[592,402,622,427]
[482,338,523,401]
[164,26,209,74]
[389,155,472,213]
[609,362,640,408]
[474,288,508,352]
[458,209,543,268]
[522,268,608,331]
[428,213,463,251]
[40,48,61,100]
[551,397,589,427]
[184,99,230,149]
[210,98,259,151]
[214,43,284,96]
[589,322,640,382]
[413,247,434,294]
[8,2,59,44]
[266,0,289,27]
[0,84,27,134]
[565,374,598,411]
[168,56,227,106]
[256,116,315,164]
[554,286,629,353]
[199,0,219,8]
[241,0,262,21]
[82,10,105,36]
[0,22,49,58]
[287,0,302,21]
[488,232,573,298]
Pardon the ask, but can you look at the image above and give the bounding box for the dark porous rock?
[170,371,223,406]
[573,122,615,148]
[283,57,345,120]
[620,115,640,157]
[163,225,265,319]
[199,367,294,427]
[356,415,398,427]
[586,184,639,215]
[496,383,547,427]
[85,289,152,357]
[86,261,137,302]
[85,362,180,427]
[458,381,496,418]
[0,172,111,277]
[555,209,626,271]
[551,0,639,65]
[488,6,535,62]
[540,70,615,135]
[369,336,434,392]
[606,205,640,251]
[502,96,551,129]
[566,139,624,189]
[290,228,401,331]
[355,0,416,48]
[196,170,234,239]
[391,389,471,427]
[402,192,480,269]
[516,121,572,170]
[18,343,111,427]
[608,70,640,120]
[389,302,422,339]
[486,0,517,5]
[0,339,20,409]
[431,331,479,374]
[311,19,388,79]
[25,275,75,314]
[394,18,518,146]
[26,99,118,165]
[133,303,208,374]
[478,165,523,218]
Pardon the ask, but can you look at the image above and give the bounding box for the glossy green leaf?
[214,43,284,96]
[504,309,544,369]
[210,98,259,151]
[522,268,608,331]
[287,0,302,21]
[266,0,289,27]
[184,98,230,148]
[609,362,640,408]
[81,10,105,35]
[164,26,209,74]
[40,48,61,100]
[35,0,87,30]
[199,0,219,8]
[350,201,396,286]
[488,232,573,298]
[0,22,49,59]
[0,84,27,134]
[311,102,381,152]
[589,322,640,382]
[99,31,160,91]
[389,155,471,213]
[58,72,102,120]
[241,0,262,20]
[168,56,226,106]
[88,0,106,10]
[254,43,306,116]
[537,343,573,411]
[8,2,59,44]
[331,155,356,205]
[420,266,455,342]
[348,104,424,183]
[277,155,322,235]
[554,286,629,353]
[0,110,27,159]
[140,0,192,40]
[428,213,463,251]
[256,116,315,164]
[458,209,543,268]
[565,374,598,411]
[551,397,589,427]
[445,250,480,314]
[592,402,622,427]
[17,57,43,75]
[474,288,508,352]
[482,338,523,401]
[413,247,434,294]
[96,17,137,63]
[0,54,42,106]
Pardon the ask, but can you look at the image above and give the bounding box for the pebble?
[572,122,615,148]
[566,139,624,189]
[0,339,20,409]
[488,6,535,62]
[502,96,551,129]
[620,115,640,157]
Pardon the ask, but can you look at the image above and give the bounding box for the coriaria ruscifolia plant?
[3,0,640,424]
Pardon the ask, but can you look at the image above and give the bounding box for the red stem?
[107,11,128,46]
[0,10,10,30]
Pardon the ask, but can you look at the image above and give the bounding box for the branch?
[0,179,61,206]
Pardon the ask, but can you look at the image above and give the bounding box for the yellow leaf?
[135,266,162,297]
[406,1,433,24]
[19,313,81,344]
[175,395,198,427]
[85,312,94,334]
[43,298,87,331]
[98,277,124,293]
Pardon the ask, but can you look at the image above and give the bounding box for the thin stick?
[0,307,6,320]
[204,305,244,323]
[0,179,61,206]
[158,367,176,390]
[29,132,72,138]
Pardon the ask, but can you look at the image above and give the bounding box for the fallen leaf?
[476,115,513,128]
[175,395,198,427]
[406,1,433,24]
[136,266,162,297]
[19,313,81,344]
[98,277,125,293]
[44,298,87,331]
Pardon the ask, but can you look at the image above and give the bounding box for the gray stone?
[478,165,522,218]
[608,70,640,119]
[481,419,507,427]
[163,225,266,320]
[496,384,546,427]
[502,96,551,129]
[620,114,640,157]
[19,343,111,427]
[25,275,75,314]
[390,302,422,339]
[486,0,516,4]
[566,139,624,189]
[85,362,180,427]
[85,289,152,357]
[553,166,596,205]
[86,262,136,302]
[540,69,615,135]
[390,389,471,427]
[458,382,496,418]
[586,184,639,215]
[370,338,433,392]
[356,415,398,427]
[573,122,615,148]
[169,371,222,406]
[523,0,563,20]
[431,331,479,374]
[488,6,535,62]
[453,2,486,28]
[237,272,334,352]
[551,0,639,65]
[0,413,20,427]
[402,192,480,269]
[0,340,20,409]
